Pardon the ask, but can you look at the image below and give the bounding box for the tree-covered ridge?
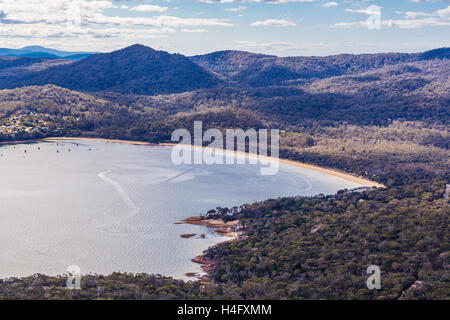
[0,45,219,95]
[0,56,69,72]
[304,59,450,98]
[204,179,449,299]
[0,56,71,79]
[0,85,139,141]
[280,122,450,186]
[190,48,450,86]
[0,273,206,300]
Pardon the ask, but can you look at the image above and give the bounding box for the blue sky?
[0,0,449,56]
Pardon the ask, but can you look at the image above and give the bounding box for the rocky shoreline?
[179,216,243,280]
[182,216,242,239]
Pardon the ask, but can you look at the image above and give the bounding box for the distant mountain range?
[0,44,448,96]
[191,47,450,86]
[0,46,98,60]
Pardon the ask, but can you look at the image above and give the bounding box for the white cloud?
[198,0,316,3]
[87,15,232,28]
[0,0,238,53]
[383,17,450,28]
[129,5,169,13]
[322,2,338,8]
[250,18,296,26]
[335,5,450,29]
[0,22,174,39]
[225,6,246,11]
[0,0,233,40]
[345,7,382,15]
[0,0,114,24]
[181,28,209,33]
[0,0,234,27]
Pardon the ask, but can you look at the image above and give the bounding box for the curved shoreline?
[41,137,385,188]
[1,135,384,282]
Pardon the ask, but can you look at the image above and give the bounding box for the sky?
[0,0,449,56]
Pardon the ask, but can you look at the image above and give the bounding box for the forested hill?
[190,48,450,86]
[0,56,71,79]
[0,44,219,95]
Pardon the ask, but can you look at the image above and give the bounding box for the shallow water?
[0,140,361,279]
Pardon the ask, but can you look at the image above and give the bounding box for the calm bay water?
[0,140,361,279]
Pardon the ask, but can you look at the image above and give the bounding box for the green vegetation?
[204,179,449,299]
[0,273,207,300]
[0,85,138,141]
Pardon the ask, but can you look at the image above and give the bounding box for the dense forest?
[190,47,449,86]
[203,179,449,299]
[0,45,448,299]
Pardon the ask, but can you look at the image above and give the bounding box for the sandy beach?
[166,143,385,188]
[32,137,384,188]
[0,139,38,145]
